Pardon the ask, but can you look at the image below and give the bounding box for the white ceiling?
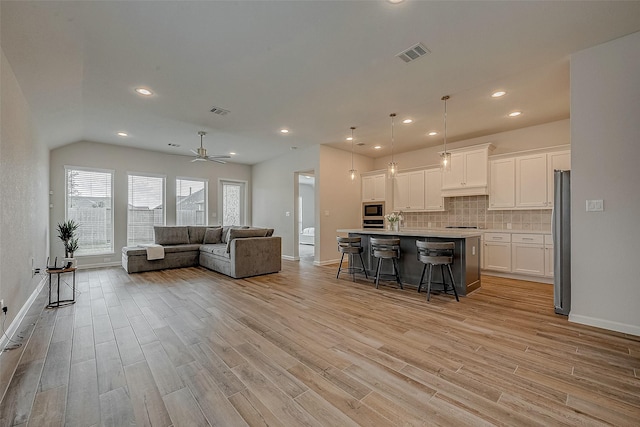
[2,1,640,165]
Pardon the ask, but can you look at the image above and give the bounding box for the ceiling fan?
[190,131,230,163]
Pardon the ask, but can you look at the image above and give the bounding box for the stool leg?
[349,253,356,282]
[358,253,369,279]
[426,263,433,301]
[447,264,459,302]
[440,264,447,293]
[417,264,427,293]
[375,258,382,289]
[392,258,403,289]
[337,252,345,279]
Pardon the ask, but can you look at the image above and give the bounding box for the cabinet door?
[464,149,489,188]
[547,151,571,207]
[484,242,511,272]
[511,243,545,276]
[442,152,465,189]
[516,154,548,208]
[373,174,386,201]
[489,158,515,209]
[393,173,410,210]
[424,168,444,211]
[362,176,375,201]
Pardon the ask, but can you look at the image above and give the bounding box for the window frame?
[126,171,167,246]
[64,165,115,256]
[176,176,209,226]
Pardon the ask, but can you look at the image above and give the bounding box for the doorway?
[296,172,316,263]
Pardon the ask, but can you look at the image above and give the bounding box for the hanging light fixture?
[388,113,398,178]
[348,126,357,181]
[440,95,451,172]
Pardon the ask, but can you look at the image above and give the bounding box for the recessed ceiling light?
[229,152,237,156]
[374,145,382,150]
[428,131,438,136]
[346,137,353,141]
[134,87,153,96]
[116,132,128,137]
[402,119,413,124]
[508,111,522,117]
[387,0,405,4]
[280,129,290,134]
[492,91,506,98]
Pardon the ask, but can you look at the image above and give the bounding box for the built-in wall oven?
[362,202,385,229]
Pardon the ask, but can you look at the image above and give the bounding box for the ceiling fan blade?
[207,158,227,164]
[190,149,199,155]
[207,155,231,159]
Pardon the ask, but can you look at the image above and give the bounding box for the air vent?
[168,143,181,147]
[210,106,231,116]
[396,43,430,63]
[356,142,365,146]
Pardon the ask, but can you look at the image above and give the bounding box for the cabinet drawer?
[512,233,544,244]
[484,233,511,242]
[544,234,553,246]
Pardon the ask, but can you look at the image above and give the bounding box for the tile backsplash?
[400,195,551,231]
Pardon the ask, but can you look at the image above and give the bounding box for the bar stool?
[370,238,402,289]
[336,237,368,282]
[416,240,459,301]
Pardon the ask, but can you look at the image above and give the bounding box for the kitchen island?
[336,228,482,296]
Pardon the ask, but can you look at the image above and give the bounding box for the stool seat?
[416,240,459,301]
[336,237,368,282]
[370,237,402,289]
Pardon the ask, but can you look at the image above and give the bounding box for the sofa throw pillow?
[203,227,223,244]
[188,226,213,244]
[154,226,189,245]
[221,225,251,243]
[265,228,274,237]
[226,228,269,253]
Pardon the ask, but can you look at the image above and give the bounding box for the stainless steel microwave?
[363,202,384,218]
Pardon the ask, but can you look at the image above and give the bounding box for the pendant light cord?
[350,127,355,170]
[442,95,449,154]
[390,113,396,161]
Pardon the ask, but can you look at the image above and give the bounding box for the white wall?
[252,145,373,263]
[299,182,315,230]
[373,119,570,171]
[50,141,251,268]
[569,31,640,335]
[0,50,50,336]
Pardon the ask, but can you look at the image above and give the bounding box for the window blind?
[65,167,114,256]
[127,174,165,246]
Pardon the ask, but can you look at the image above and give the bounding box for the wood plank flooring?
[1,261,639,426]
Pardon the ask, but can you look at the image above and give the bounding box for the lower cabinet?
[483,233,511,272]
[511,243,545,277]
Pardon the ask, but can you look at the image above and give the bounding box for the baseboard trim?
[313,258,340,267]
[77,261,121,270]
[482,271,553,284]
[0,275,46,353]
[569,313,640,337]
[282,255,298,261]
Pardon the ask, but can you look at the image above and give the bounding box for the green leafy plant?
[57,219,80,257]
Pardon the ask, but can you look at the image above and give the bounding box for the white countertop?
[337,228,482,238]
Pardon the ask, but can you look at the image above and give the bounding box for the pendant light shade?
[440,96,451,172]
[388,113,398,179]
[348,126,357,182]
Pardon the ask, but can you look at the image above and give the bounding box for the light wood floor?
[1,261,639,426]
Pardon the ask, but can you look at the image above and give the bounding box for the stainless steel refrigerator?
[553,170,571,315]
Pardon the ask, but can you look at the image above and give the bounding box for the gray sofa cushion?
[203,227,223,244]
[226,228,269,252]
[200,243,230,258]
[188,226,211,244]
[154,226,189,245]
[221,225,250,243]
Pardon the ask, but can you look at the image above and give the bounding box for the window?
[221,180,246,226]
[127,173,165,246]
[176,178,208,226]
[65,167,114,256]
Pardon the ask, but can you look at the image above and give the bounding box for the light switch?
[324,210,330,216]
[285,211,290,217]
[586,200,604,212]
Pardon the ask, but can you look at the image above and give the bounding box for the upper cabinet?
[441,144,494,197]
[424,168,444,211]
[489,148,570,210]
[362,173,386,202]
[393,170,425,211]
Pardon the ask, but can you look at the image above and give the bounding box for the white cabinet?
[544,234,554,277]
[362,173,386,202]
[511,234,545,277]
[441,144,494,197]
[394,170,425,211]
[483,233,511,272]
[489,158,515,209]
[515,154,548,208]
[424,168,444,211]
[547,151,571,207]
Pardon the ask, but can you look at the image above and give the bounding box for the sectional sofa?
[121,225,281,278]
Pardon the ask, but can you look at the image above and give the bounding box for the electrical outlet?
[1,299,4,309]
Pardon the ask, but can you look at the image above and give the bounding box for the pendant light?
[348,126,357,181]
[388,113,398,179]
[440,95,451,172]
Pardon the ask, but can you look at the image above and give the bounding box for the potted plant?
[57,219,79,263]
[385,211,404,231]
